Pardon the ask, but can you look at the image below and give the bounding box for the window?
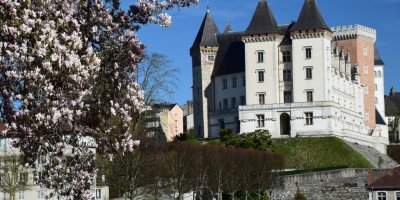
[258,71,264,82]
[223,98,228,110]
[240,96,246,105]
[305,47,312,59]
[208,55,215,62]
[283,51,291,62]
[374,71,377,78]
[218,119,225,129]
[96,189,102,198]
[306,91,313,102]
[364,64,368,75]
[375,84,378,91]
[283,70,292,81]
[395,191,400,200]
[378,71,382,77]
[257,51,264,63]
[18,191,24,199]
[219,102,222,110]
[223,79,227,90]
[242,76,246,86]
[305,112,313,125]
[305,68,312,79]
[231,97,236,108]
[19,173,28,183]
[258,93,265,105]
[256,114,265,128]
[232,77,237,88]
[377,192,386,200]
[363,45,368,56]
[375,97,378,104]
[284,91,292,103]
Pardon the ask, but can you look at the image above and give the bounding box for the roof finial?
[206,0,210,12]
[224,17,232,33]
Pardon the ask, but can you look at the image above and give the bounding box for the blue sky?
[131,0,400,105]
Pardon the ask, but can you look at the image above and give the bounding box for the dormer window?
[257,51,264,63]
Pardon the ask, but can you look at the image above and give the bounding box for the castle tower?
[332,25,377,129]
[374,44,385,118]
[190,10,220,138]
[290,0,332,103]
[242,0,282,105]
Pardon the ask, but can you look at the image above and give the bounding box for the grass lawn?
[271,137,373,170]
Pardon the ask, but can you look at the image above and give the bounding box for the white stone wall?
[213,72,245,111]
[244,37,282,105]
[374,64,385,118]
[291,35,331,103]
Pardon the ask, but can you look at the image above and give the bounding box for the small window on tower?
[257,51,264,63]
[258,93,265,105]
[208,55,215,62]
[306,90,313,102]
[258,71,265,82]
[283,70,292,81]
[305,67,313,80]
[305,47,312,59]
[364,64,369,75]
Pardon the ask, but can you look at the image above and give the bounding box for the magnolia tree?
[0,0,197,199]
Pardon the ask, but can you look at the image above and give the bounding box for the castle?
[190,0,388,153]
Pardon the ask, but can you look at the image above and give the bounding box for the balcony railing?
[240,101,337,111]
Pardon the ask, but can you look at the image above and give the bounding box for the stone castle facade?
[190,0,388,153]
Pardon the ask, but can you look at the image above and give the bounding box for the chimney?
[389,87,395,96]
[368,168,375,185]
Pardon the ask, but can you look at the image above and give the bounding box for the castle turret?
[289,0,331,33]
[374,44,385,118]
[190,10,220,138]
[290,0,332,103]
[242,0,283,106]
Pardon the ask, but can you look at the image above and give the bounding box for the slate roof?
[290,0,331,32]
[244,0,281,36]
[367,167,400,189]
[386,95,400,116]
[190,11,220,52]
[280,22,296,45]
[375,109,386,125]
[224,23,232,33]
[212,32,245,77]
[374,44,385,65]
[212,25,293,77]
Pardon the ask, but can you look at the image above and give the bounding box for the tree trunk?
[245,190,248,200]
[231,192,235,200]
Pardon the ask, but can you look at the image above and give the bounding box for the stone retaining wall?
[272,168,389,200]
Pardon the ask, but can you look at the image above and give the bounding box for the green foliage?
[294,191,307,200]
[173,128,196,141]
[221,129,273,150]
[272,137,373,170]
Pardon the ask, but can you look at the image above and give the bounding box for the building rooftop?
[244,0,280,36]
[367,167,400,189]
[190,11,220,53]
[374,44,385,66]
[290,0,331,32]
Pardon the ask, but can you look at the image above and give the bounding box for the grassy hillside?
[271,137,373,170]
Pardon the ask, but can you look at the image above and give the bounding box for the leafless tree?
[136,52,180,104]
[0,155,28,200]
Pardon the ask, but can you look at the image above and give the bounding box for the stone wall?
[272,168,389,200]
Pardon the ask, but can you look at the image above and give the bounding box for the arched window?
[378,71,382,77]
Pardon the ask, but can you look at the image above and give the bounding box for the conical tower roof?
[374,44,385,65]
[190,11,220,51]
[290,0,331,32]
[244,0,280,35]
